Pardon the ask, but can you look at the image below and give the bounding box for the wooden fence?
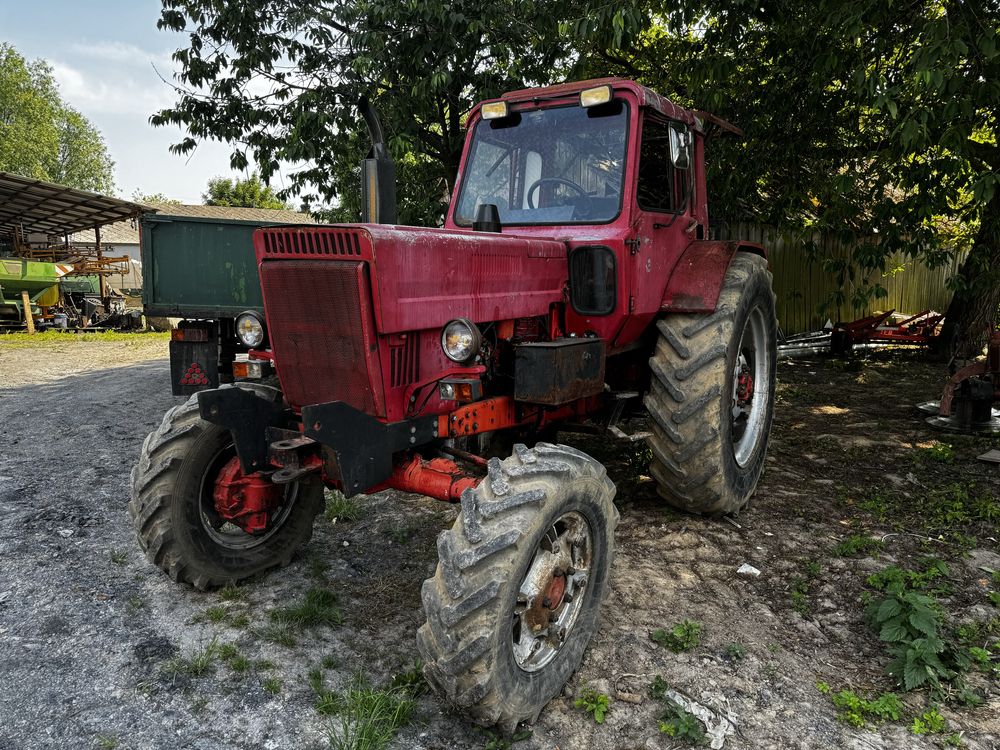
[716,223,965,335]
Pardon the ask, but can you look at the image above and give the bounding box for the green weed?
[916,443,954,464]
[197,605,229,624]
[94,734,118,749]
[263,677,282,695]
[650,677,706,745]
[910,707,947,735]
[817,683,903,727]
[574,687,610,724]
[650,620,702,652]
[725,643,746,661]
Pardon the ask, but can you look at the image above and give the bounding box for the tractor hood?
[254,224,569,334]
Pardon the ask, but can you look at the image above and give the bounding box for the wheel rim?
[731,305,772,467]
[199,445,299,550]
[511,511,593,673]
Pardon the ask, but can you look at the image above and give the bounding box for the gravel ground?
[0,338,997,750]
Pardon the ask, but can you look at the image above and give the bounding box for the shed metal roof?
[0,171,148,239]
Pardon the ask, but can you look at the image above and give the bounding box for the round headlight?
[235,311,266,348]
[441,318,481,363]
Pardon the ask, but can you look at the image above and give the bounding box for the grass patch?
[833,534,885,557]
[0,330,169,348]
[314,674,417,750]
[163,639,219,680]
[196,605,229,624]
[219,585,247,602]
[94,734,118,749]
[262,621,298,648]
[263,676,282,695]
[325,491,363,523]
[384,522,416,545]
[269,587,343,629]
[229,655,250,673]
[650,620,702,652]
[108,549,128,566]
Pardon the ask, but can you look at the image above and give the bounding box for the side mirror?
[669,124,691,170]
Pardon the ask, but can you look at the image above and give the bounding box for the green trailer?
[140,211,314,395]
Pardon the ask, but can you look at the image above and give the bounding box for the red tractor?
[130,78,776,731]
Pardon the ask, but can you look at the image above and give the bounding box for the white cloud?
[50,58,176,116]
[68,41,172,67]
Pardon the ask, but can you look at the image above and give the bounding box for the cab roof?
[471,77,741,136]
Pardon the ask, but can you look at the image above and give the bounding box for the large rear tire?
[644,252,776,515]
[417,443,618,733]
[128,384,323,590]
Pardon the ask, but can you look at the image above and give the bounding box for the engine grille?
[260,260,383,413]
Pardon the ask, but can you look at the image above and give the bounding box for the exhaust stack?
[359,97,397,224]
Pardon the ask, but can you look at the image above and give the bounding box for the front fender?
[660,241,767,313]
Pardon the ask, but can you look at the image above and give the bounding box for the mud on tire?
[644,252,777,515]
[128,384,323,590]
[417,443,618,733]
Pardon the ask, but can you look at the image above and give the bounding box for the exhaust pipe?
[358,97,397,224]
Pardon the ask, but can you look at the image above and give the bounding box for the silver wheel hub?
[731,306,772,467]
[512,511,593,673]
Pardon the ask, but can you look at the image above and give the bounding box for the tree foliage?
[0,43,115,193]
[202,172,289,209]
[566,0,1000,355]
[153,0,573,223]
[155,0,999,353]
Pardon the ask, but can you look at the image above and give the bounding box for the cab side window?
[636,116,688,214]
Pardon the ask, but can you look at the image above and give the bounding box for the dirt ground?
[0,337,997,750]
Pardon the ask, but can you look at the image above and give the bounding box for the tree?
[567,0,1000,357]
[202,173,289,209]
[153,0,572,224]
[0,43,115,193]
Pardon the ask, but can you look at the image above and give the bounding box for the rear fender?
[660,241,766,313]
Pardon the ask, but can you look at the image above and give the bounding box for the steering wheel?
[526,177,589,209]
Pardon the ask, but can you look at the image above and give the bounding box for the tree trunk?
[933,191,1000,361]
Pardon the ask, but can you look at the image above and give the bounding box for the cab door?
[614,112,696,347]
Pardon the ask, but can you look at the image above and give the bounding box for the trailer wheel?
[129,384,323,590]
[417,443,618,733]
[645,252,776,515]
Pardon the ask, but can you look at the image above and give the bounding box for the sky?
[0,0,284,203]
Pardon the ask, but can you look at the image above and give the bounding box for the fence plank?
[716,223,961,334]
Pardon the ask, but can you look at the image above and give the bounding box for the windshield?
[454,103,628,226]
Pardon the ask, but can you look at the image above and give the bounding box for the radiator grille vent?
[389,337,420,388]
[261,229,362,256]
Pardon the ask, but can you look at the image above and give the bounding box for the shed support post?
[21,290,35,334]
[95,224,106,299]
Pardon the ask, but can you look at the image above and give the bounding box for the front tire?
[128,384,323,590]
[417,443,618,733]
[645,252,776,515]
